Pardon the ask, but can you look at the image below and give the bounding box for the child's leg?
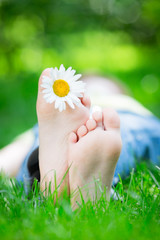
[0,129,34,177]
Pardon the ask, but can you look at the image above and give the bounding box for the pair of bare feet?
[37,69,122,208]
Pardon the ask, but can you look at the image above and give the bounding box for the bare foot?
[36,68,90,195]
[68,108,122,209]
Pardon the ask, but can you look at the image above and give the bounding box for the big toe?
[103,108,120,131]
[36,68,54,116]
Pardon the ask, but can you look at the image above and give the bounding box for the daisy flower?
[41,64,86,112]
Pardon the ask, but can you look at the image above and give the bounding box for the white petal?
[54,67,59,79]
[65,96,75,109]
[41,83,52,89]
[59,102,64,112]
[47,95,56,103]
[68,92,81,103]
[68,94,82,108]
[66,66,72,72]
[65,69,76,79]
[68,93,82,108]
[59,100,66,111]
[72,81,86,87]
[74,100,82,107]
[64,67,73,80]
[71,88,85,93]
[71,74,82,82]
[70,69,76,76]
[50,68,54,79]
[43,93,52,99]
[59,64,65,72]
[57,64,66,79]
[42,88,52,94]
[58,72,63,79]
[56,71,61,79]
[71,82,86,91]
[62,102,66,112]
[74,93,83,98]
[42,76,52,84]
[55,98,61,109]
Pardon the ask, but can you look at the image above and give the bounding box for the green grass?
[0,163,159,240]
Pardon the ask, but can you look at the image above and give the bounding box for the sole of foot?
[68,108,122,209]
[36,68,90,196]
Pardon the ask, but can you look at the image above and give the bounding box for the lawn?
[0,163,159,240]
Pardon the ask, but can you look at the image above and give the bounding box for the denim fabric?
[16,111,160,187]
[113,111,160,184]
[16,125,39,192]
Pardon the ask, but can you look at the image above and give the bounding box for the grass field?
[0,163,159,240]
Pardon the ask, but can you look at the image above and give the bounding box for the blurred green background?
[0,0,160,148]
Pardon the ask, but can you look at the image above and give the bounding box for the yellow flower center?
[53,79,70,97]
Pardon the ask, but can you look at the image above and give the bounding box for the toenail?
[95,111,102,120]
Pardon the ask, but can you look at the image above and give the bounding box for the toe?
[68,132,78,144]
[38,68,51,89]
[81,94,91,109]
[86,119,97,131]
[92,111,103,128]
[77,125,88,139]
[37,68,54,116]
[103,108,120,131]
